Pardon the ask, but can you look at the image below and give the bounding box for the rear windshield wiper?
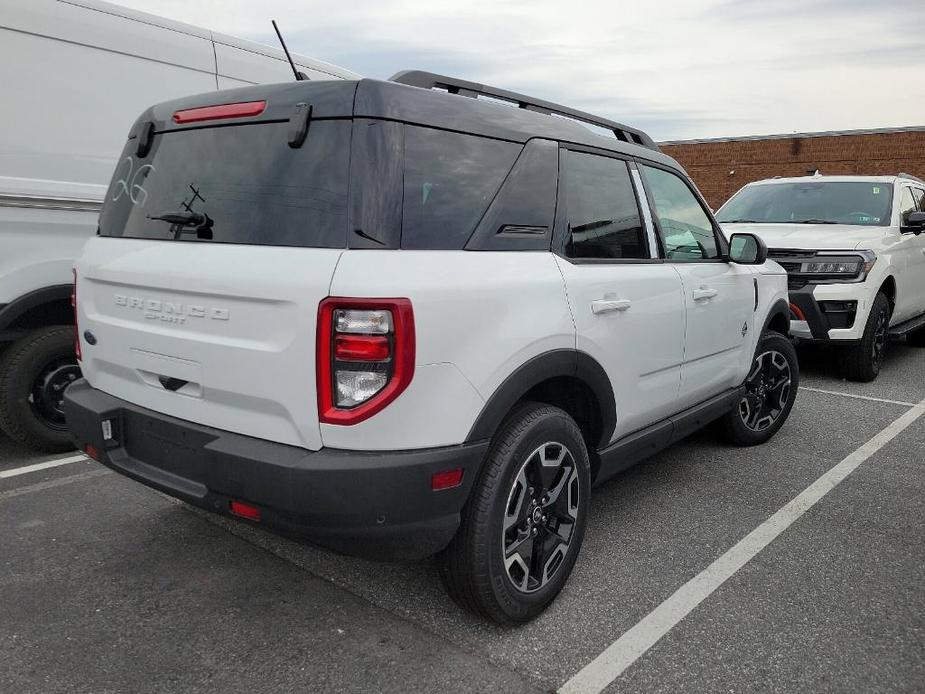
[793,219,839,224]
[147,210,207,226]
[147,210,213,240]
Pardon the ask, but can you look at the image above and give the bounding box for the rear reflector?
[229,500,261,521]
[172,100,267,124]
[431,468,464,491]
[789,302,806,322]
[84,444,100,461]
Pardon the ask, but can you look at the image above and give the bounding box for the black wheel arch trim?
[0,285,73,333]
[762,298,791,336]
[465,349,616,448]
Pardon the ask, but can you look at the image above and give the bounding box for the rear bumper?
[63,379,488,561]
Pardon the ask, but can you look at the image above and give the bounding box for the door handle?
[591,298,632,314]
[692,287,718,301]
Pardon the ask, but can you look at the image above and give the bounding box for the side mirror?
[729,232,768,265]
[902,211,925,235]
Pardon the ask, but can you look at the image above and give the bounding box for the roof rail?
[898,172,925,184]
[389,70,659,151]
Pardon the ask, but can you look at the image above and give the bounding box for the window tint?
[900,187,918,225]
[641,165,720,260]
[401,126,520,250]
[564,151,647,259]
[99,121,350,247]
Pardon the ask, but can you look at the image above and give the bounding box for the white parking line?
[0,454,88,479]
[801,386,922,409]
[559,397,925,694]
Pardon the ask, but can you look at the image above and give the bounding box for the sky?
[115,0,925,142]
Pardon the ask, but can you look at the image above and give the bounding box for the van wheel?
[438,402,590,624]
[838,292,890,382]
[720,331,799,446]
[0,326,80,452]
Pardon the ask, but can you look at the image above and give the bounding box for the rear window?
[401,127,521,249]
[99,121,351,247]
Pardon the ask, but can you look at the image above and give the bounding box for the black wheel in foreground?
[720,331,799,446]
[438,402,591,624]
[837,291,891,382]
[0,326,80,452]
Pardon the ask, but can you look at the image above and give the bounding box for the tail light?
[317,298,414,425]
[72,269,81,361]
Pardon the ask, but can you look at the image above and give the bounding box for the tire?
[438,402,591,624]
[837,292,891,382]
[719,331,799,447]
[0,326,81,452]
[907,325,925,347]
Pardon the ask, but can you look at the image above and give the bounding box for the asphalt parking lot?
[2,343,923,693]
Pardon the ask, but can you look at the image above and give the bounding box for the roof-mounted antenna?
[271,20,308,81]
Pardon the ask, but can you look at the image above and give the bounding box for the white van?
[0,0,358,451]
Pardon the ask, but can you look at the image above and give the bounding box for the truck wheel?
[720,331,799,446]
[438,402,591,624]
[837,292,890,382]
[0,326,80,452]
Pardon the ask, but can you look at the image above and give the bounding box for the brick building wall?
[660,127,925,210]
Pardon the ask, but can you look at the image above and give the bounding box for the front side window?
[564,151,647,259]
[900,187,918,225]
[914,188,925,212]
[641,164,720,260]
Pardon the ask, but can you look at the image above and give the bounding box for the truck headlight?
[798,251,876,282]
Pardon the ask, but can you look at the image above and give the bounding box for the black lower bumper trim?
[63,379,488,561]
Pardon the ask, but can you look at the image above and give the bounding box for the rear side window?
[401,127,521,250]
[99,121,351,247]
[640,164,720,260]
[564,151,647,260]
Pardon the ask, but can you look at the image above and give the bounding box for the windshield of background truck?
[717,181,893,226]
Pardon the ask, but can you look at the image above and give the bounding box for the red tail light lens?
[317,298,415,425]
[172,100,266,124]
[72,269,81,361]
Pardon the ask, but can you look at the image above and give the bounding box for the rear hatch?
[76,82,358,450]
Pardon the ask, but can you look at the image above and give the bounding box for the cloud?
[110,0,925,140]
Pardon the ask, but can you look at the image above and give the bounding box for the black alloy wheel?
[739,349,792,432]
[838,292,891,382]
[719,330,799,446]
[438,402,591,624]
[502,441,580,593]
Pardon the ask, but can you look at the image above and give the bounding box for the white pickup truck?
[718,174,925,381]
[0,0,357,450]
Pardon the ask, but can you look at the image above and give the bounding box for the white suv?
[64,72,797,624]
[718,175,925,381]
